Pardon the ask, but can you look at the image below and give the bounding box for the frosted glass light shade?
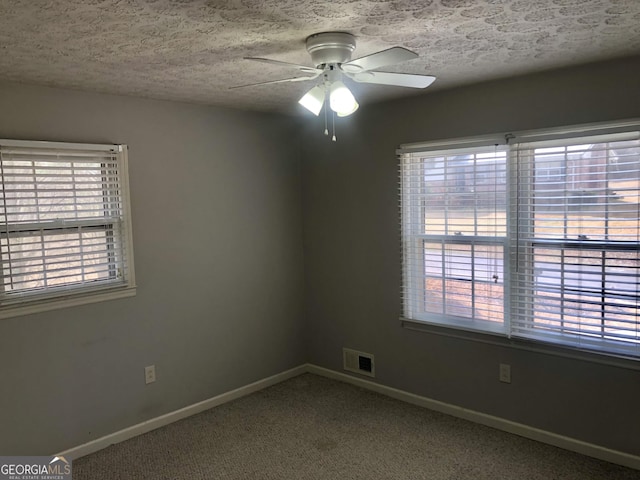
[298,85,325,116]
[329,81,359,117]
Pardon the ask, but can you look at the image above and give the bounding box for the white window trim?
[0,139,136,319]
[0,285,136,320]
[399,118,640,361]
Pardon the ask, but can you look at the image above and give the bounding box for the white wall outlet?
[145,365,156,384]
[343,348,375,378]
[499,363,511,384]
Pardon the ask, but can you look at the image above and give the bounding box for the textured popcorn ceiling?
[0,0,639,115]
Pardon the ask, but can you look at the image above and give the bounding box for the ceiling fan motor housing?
[306,32,356,67]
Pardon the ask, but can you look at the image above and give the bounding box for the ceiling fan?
[232,32,435,137]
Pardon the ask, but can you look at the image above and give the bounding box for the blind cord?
[636,159,639,338]
[493,143,499,284]
[0,149,16,290]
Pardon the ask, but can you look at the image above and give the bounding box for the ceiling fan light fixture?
[238,32,437,133]
[298,85,326,116]
[329,81,358,117]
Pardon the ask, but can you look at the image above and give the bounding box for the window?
[0,140,135,318]
[400,123,640,358]
[401,143,508,334]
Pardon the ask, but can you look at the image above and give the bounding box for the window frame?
[399,120,640,360]
[509,133,640,357]
[401,137,510,336]
[0,139,136,319]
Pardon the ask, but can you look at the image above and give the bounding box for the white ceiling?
[1,0,639,115]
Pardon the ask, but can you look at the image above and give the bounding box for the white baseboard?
[57,362,640,472]
[56,365,306,460]
[306,364,640,471]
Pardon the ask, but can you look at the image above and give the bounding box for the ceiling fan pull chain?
[332,110,337,142]
[324,93,329,136]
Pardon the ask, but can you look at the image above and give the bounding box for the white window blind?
[400,143,508,334]
[510,132,640,357]
[0,140,135,317]
[400,123,640,359]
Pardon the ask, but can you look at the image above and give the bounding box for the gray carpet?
[73,374,640,479]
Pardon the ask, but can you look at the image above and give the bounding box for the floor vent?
[343,348,375,378]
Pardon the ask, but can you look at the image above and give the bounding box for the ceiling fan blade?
[349,71,436,89]
[244,57,321,74]
[341,47,418,73]
[230,74,320,89]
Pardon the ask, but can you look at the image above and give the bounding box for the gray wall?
[2,54,640,458]
[301,55,640,456]
[0,83,305,454]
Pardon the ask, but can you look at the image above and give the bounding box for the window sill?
[0,286,137,320]
[401,317,640,371]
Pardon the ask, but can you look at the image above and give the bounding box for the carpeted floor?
[73,373,640,479]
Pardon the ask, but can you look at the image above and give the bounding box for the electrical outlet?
[145,365,156,384]
[499,363,511,384]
